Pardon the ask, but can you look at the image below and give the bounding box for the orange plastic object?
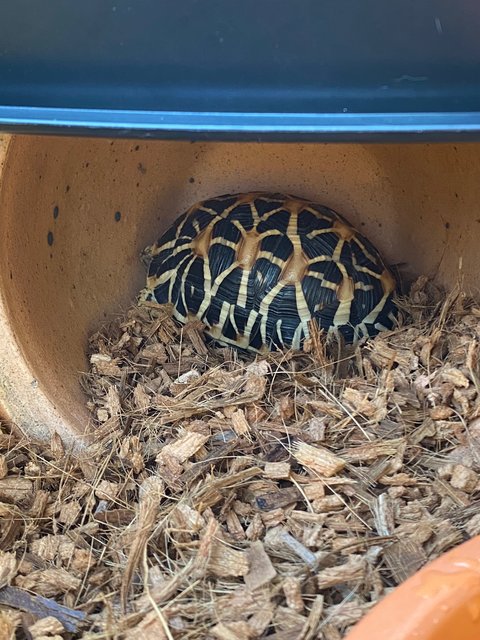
[345,536,480,640]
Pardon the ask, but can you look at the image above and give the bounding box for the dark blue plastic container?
[1,0,480,140]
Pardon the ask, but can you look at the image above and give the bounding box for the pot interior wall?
[0,136,479,442]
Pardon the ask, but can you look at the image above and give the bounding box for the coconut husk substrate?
[1,275,480,639]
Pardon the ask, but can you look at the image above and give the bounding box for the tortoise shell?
[142,192,397,352]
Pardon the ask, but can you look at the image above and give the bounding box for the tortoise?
[141,192,398,352]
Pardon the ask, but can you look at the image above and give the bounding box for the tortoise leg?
[140,246,153,269]
[333,333,357,379]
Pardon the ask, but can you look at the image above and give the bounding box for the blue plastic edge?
[2,106,480,141]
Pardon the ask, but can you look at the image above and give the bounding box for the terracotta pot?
[1,134,480,449]
[345,535,480,640]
